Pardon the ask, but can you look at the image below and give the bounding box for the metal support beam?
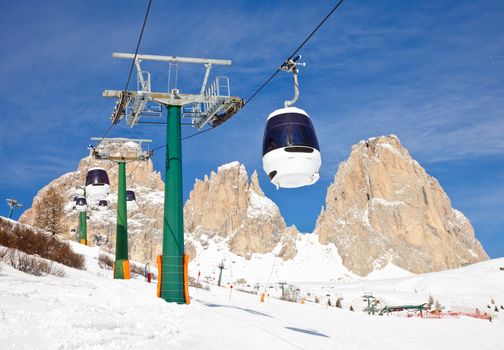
[90,137,152,143]
[134,60,147,91]
[112,52,231,66]
[90,138,152,161]
[200,63,212,95]
[103,90,208,104]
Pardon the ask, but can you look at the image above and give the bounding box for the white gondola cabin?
[126,189,138,210]
[75,196,88,212]
[262,106,321,189]
[85,167,110,204]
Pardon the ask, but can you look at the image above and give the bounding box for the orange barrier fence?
[447,311,491,320]
[407,310,491,320]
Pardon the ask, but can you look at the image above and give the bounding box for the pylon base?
[113,259,131,279]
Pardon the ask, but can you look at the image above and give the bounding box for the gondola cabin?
[85,167,110,204]
[262,106,321,189]
[75,196,87,213]
[126,189,138,210]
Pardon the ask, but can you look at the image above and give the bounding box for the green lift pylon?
[77,189,88,245]
[114,161,129,279]
[159,105,185,302]
[103,52,243,303]
[89,137,152,280]
[78,211,87,244]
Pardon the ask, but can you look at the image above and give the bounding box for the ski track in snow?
[1,242,504,349]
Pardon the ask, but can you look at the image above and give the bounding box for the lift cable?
[95,0,154,148]
[127,161,142,179]
[241,69,281,109]
[150,127,214,153]
[123,0,153,96]
[150,0,346,151]
[286,0,346,62]
[243,0,346,108]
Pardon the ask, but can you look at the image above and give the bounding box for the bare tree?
[34,186,65,236]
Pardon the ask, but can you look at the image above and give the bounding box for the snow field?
[1,242,504,349]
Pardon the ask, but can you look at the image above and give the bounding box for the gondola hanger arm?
[281,55,306,108]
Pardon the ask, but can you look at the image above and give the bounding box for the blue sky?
[0,0,503,257]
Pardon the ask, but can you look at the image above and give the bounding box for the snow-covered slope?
[1,240,503,350]
[187,233,355,287]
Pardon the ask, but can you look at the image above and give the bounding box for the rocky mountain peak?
[315,135,488,276]
[250,170,264,196]
[184,161,299,260]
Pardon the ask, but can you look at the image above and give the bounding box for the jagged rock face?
[314,135,489,276]
[20,141,166,264]
[184,162,299,260]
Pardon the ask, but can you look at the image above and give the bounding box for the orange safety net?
[183,254,190,304]
[157,255,162,298]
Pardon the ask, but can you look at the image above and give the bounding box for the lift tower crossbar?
[104,52,243,130]
[103,52,243,304]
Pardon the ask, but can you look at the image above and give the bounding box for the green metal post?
[159,105,185,303]
[8,208,14,219]
[114,161,130,279]
[78,211,87,245]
